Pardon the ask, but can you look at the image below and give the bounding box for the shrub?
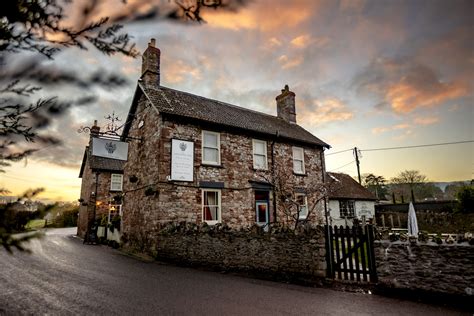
[456,186,474,214]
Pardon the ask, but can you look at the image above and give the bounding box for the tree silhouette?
[1,0,245,252]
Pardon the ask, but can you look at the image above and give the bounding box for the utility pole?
[354,147,361,184]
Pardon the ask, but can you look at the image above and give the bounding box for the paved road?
[0,228,468,315]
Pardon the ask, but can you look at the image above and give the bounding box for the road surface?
[0,228,468,315]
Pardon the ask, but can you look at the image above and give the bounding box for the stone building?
[77,122,125,238]
[118,39,330,245]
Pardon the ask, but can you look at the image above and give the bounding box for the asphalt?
[0,228,469,315]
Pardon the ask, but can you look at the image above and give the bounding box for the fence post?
[365,225,378,283]
[325,225,334,278]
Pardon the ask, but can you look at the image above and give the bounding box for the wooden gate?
[325,225,377,283]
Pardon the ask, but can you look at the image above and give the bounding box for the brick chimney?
[276,84,296,123]
[141,38,161,87]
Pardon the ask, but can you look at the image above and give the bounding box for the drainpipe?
[321,148,330,227]
[92,172,99,241]
[321,147,333,277]
[271,131,279,223]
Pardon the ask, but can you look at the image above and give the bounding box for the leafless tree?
[256,158,341,229]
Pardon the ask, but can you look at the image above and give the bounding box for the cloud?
[163,59,202,84]
[291,35,311,48]
[299,97,354,126]
[413,116,439,126]
[354,57,468,114]
[264,37,283,49]
[339,0,366,12]
[278,55,304,69]
[290,34,330,48]
[371,123,410,134]
[201,0,318,32]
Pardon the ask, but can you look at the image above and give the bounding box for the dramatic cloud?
[299,97,353,126]
[164,59,203,84]
[354,57,468,114]
[202,0,318,32]
[413,116,440,126]
[372,123,410,135]
[278,55,304,69]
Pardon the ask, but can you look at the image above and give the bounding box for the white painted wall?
[328,199,375,227]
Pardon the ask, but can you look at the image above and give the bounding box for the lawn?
[26,219,46,231]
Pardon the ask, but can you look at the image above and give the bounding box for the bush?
[54,209,79,227]
[456,186,474,214]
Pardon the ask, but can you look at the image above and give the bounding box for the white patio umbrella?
[407,202,419,236]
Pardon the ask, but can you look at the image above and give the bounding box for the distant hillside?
[432,180,471,192]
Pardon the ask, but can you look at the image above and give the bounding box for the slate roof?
[327,172,377,200]
[79,147,125,178]
[136,85,329,147]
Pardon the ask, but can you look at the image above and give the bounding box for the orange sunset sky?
[1,0,473,202]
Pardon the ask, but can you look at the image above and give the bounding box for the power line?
[360,140,473,152]
[328,160,355,172]
[325,148,353,156]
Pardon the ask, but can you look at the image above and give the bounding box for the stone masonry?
[118,39,329,253]
[122,97,326,250]
[375,240,474,297]
[151,222,327,283]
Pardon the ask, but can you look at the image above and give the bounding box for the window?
[339,200,355,218]
[256,202,269,225]
[295,193,308,219]
[255,191,269,226]
[110,174,123,191]
[202,189,221,224]
[202,131,220,165]
[252,139,267,170]
[292,147,305,174]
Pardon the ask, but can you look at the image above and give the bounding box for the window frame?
[295,193,308,219]
[201,130,221,166]
[339,200,355,218]
[252,139,268,170]
[110,174,123,192]
[202,189,222,225]
[292,146,305,174]
[255,201,269,225]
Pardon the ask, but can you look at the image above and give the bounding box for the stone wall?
[141,223,327,283]
[375,240,474,297]
[375,202,474,233]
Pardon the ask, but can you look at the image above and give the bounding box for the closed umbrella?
[407,202,419,236]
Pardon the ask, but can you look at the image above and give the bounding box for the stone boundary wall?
[375,240,474,297]
[152,223,327,283]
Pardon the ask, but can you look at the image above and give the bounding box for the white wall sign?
[356,201,374,218]
[92,137,128,161]
[171,139,194,182]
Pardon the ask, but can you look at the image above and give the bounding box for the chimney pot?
[150,38,156,47]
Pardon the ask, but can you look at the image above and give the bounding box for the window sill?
[110,189,123,192]
[293,172,307,177]
[252,167,268,171]
[204,221,221,225]
[201,163,224,169]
